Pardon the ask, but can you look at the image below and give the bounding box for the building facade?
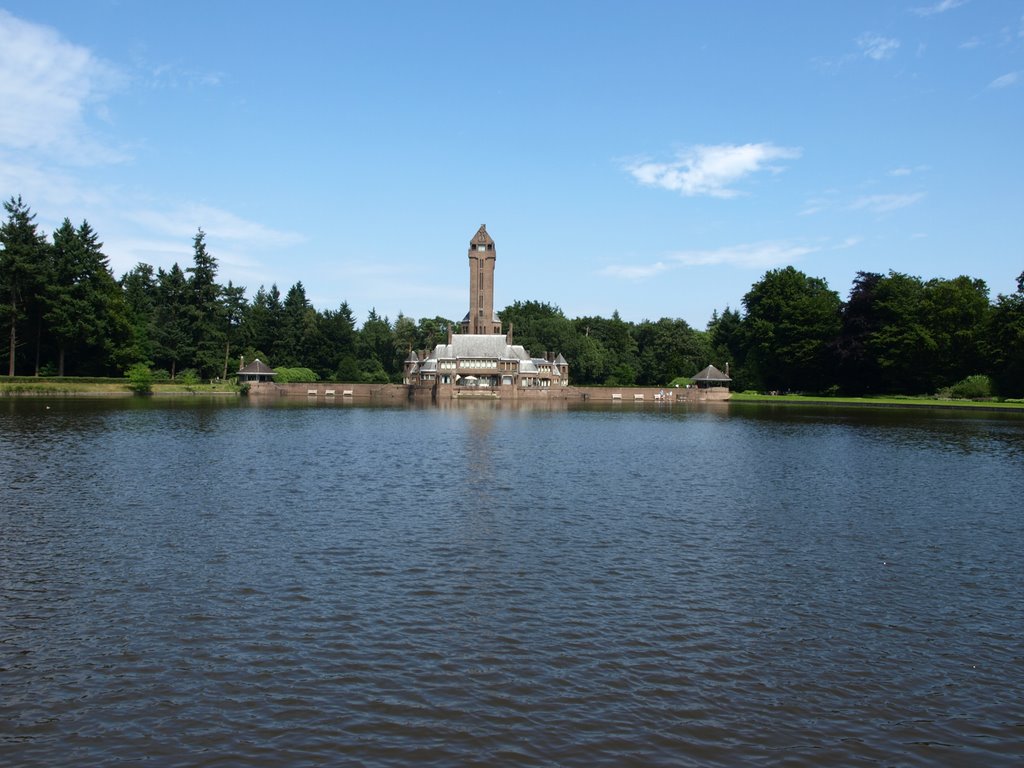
[405,225,570,395]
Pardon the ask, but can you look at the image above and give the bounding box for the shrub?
[275,367,319,383]
[949,374,992,400]
[177,369,200,385]
[126,363,153,394]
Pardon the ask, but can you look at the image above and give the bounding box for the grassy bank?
[729,392,1024,411]
[0,376,240,397]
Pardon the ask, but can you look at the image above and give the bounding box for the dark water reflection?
[2,398,1023,766]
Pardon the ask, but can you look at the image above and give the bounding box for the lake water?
[2,397,1022,766]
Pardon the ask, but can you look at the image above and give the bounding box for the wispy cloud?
[987,71,1019,90]
[601,241,818,280]
[912,0,968,17]
[124,204,305,247]
[850,192,926,213]
[857,33,901,61]
[888,164,929,177]
[0,9,126,164]
[141,62,226,90]
[959,36,981,49]
[624,143,801,198]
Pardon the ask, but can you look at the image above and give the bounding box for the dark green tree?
[0,196,49,376]
[357,308,393,381]
[45,219,124,375]
[708,307,748,389]
[741,266,841,392]
[155,264,192,378]
[221,281,248,379]
[987,271,1024,398]
[186,229,225,378]
[921,276,990,388]
[320,301,359,380]
[121,263,160,367]
[860,272,935,394]
[634,318,711,385]
[244,284,284,360]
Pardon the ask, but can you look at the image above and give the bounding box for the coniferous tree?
[186,229,225,378]
[121,263,160,367]
[45,219,123,375]
[0,196,49,376]
[155,264,192,378]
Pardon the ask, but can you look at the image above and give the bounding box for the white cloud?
[857,33,901,61]
[987,72,1019,89]
[888,164,929,176]
[624,143,801,198]
[600,262,671,280]
[850,192,926,213]
[959,36,981,49]
[668,242,818,268]
[600,241,817,280]
[912,0,968,17]
[123,204,305,247]
[0,10,125,163]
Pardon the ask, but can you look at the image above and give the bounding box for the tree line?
[2,196,1022,397]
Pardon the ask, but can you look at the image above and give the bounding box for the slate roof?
[692,364,731,382]
[429,334,531,361]
[238,358,276,376]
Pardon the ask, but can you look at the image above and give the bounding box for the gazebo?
[691,364,732,390]
[237,358,277,384]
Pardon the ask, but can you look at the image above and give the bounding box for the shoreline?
[3,380,1022,414]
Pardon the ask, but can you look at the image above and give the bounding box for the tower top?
[471,224,494,247]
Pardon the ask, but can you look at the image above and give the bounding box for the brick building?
[404,225,569,394]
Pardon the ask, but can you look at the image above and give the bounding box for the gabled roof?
[554,353,568,366]
[692,364,731,382]
[429,334,531,361]
[471,224,494,246]
[238,358,276,375]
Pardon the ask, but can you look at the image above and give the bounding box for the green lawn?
[0,377,240,396]
[729,391,1024,410]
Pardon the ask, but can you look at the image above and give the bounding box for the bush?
[949,374,992,400]
[126,363,153,394]
[177,369,200,385]
[275,367,319,383]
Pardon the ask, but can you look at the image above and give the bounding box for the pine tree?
[0,196,49,376]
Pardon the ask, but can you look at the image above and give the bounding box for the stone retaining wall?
[248,381,730,404]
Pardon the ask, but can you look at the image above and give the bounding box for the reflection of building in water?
[404,225,570,394]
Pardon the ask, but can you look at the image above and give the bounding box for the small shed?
[238,358,277,383]
[691,364,732,390]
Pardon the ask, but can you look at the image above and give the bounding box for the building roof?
[238,358,276,376]
[692,364,731,382]
[429,334,532,361]
[471,224,494,246]
[554,353,568,366]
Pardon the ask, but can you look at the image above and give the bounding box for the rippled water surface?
[2,398,1023,766]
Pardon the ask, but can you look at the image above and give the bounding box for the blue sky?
[2,1,1021,328]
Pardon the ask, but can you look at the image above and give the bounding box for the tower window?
[477,244,486,252]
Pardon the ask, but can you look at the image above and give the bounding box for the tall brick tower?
[462,224,502,335]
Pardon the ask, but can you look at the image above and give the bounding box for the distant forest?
[2,195,1022,397]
